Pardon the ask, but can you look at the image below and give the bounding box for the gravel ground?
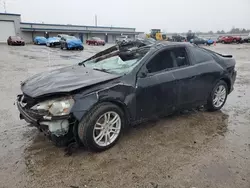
[0,43,249,188]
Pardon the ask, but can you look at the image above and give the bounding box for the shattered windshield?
[84,56,141,75]
[81,40,152,75]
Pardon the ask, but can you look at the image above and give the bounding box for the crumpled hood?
[21,65,120,98]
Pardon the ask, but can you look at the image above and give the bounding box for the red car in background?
[7,36,25,46]
[220,36,242,44]
[86,37,105,46]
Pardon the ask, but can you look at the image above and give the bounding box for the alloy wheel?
[213,85,226,108]
[93,111,121,147]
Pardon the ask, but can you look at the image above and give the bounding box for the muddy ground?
[0,43,249,188]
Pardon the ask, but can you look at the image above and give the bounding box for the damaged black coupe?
[17,39,236,151]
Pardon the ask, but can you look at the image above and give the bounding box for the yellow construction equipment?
[146,29,167,41]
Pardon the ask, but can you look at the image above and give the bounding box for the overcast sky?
[1,0,250,32]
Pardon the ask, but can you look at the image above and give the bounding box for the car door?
[168,47,201,109]
[135,48,178,121]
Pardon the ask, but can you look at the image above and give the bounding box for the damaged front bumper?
[16,95,72,138]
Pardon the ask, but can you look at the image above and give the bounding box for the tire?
[206,80,228,111]
[66,43,69,50]
[79,46,84,51]
[78,102,125,152]
[222,41,225,44]
[233,39,237,43]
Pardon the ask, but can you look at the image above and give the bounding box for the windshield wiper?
[93,68,109,73]
[78,62,85,67]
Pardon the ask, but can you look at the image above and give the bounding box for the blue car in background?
[46,37,61,47]
[206,38,214,45]
[34,36,47,45]
[60,35,84,50]
[190,37,214,46]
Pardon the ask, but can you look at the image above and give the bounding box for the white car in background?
[116,35,132,43]
[46,37,61,47]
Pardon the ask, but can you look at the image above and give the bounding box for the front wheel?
[65,43,69,50]
[206,80,228,111]
[78,103,125,152]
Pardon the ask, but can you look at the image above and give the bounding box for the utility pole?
[95,14,97,27]
[3,0,6,13]
[0,0,7,13]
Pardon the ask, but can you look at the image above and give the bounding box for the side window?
[190,47,214,64]
[172,47,189,67]
[146,50,175,73]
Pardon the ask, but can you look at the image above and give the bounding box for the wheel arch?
[220,77,231,92]
[97,99,131,125]
[72,94,131,126]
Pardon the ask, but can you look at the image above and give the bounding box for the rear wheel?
[78,103,125,152]
[206,80,228,111]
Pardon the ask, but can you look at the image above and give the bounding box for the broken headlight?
[31,97,74,116]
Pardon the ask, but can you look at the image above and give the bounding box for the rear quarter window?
[190,47,214,64]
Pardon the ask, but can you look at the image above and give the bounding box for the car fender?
[210,70,232,93]
[71,83,135,123]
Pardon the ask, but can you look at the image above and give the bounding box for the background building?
[0,13,142,43]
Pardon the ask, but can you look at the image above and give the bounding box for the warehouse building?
[0,13,142,43]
